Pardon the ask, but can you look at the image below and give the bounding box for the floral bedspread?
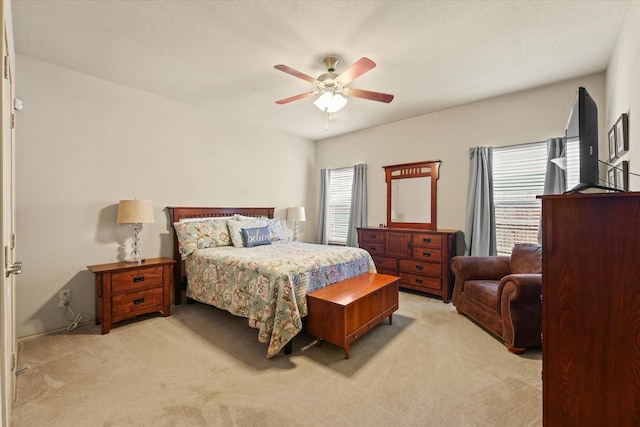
[184,240,376,357]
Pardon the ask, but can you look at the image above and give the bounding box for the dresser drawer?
[412,233,442,248]
[111,286,164,323]
[360,230,386,243]
[361,243,384,255]
[412,247,442,262]
[111,266,164,293]
[400,273,442,291]
[373,256,397,271]
[399,259,440,276]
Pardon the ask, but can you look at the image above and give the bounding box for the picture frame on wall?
[608,125,617,162]
[615,160,629,192]
[608,167,616,189]
[614,113,629,158]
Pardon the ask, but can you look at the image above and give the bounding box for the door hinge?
[11,354,16,371]
[10,113,15,129]
[3,246,8,269]
[11,233,16,249]
[3,55,8,80]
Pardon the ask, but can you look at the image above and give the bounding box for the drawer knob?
[415,265,423,271]
[370,247,377,252]
[133,276,145,283]
[422,238,431,243]
[422,252,431,257]
[415,278,423,284]
[133,297,145,305]
[368,234,376,239]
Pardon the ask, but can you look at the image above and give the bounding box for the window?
[327,167,354,245]
[493,142,547,255]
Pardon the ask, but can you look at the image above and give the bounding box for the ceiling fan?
[274,57,394,114]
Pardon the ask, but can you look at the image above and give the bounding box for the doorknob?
[6,261,22,278]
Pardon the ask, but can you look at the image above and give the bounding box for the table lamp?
[287,206,306,242]
[116,199,154,264]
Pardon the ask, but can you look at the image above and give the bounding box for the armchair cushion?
[509,243,542,274]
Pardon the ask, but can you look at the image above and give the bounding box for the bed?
[169,206,377,357]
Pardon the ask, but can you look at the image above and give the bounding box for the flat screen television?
[564,87,603,193]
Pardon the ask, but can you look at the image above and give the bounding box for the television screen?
[564,87,600,193]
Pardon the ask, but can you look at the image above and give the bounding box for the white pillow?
[227,218,268,247]
[179,216,234,223]
[266,218,284,241]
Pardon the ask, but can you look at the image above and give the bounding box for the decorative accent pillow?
[265,218,284,241]
[173,219,231,258]
[227,218,268,247]
[241,226,272,248]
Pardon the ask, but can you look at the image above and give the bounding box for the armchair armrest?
[451,255,510,305]
[451,256,511,282]
[497,273,542,303]
[498,273,543,348]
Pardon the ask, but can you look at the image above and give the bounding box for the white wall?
[315,73,606,236]
[15,55,315,338]
[606,1,640,190]
[15,3,638,339]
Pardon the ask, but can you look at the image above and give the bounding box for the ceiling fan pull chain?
[324,108,329,131]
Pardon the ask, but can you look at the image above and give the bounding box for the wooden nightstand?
[87,257,176,334]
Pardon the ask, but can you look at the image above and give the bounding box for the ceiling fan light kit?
[274,56,394,131]
[313,91,347,113]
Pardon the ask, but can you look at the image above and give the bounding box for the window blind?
[327,167,354,245]
[493,142,547,255]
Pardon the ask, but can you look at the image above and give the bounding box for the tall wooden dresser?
[357,227,458,302]
[540,192,640,426]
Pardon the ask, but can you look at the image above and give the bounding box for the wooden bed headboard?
[167,206,275,304]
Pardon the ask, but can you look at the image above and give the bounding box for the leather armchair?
[450,243,542,354]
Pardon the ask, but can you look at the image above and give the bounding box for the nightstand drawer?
[112,287,163,322]
[89,257,175,334]
[112,266,163,293]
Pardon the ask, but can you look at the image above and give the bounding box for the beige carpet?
[11,291,542,427]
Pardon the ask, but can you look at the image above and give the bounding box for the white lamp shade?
[116,200,154,224]
[287,207,306,222]
[313,92,347,113]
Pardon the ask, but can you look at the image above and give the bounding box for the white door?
[1,2,18,425]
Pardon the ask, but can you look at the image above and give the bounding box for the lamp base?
[123,258,145,265]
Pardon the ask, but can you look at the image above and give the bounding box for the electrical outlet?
[58,289,70,308]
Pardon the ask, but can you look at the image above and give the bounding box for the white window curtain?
[464,147,496,256]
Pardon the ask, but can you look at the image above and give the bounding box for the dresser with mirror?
[357,161,459,302]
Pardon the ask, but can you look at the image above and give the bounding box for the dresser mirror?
[383,160,440,229]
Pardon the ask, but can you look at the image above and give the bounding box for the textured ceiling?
[11,0,632,141]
